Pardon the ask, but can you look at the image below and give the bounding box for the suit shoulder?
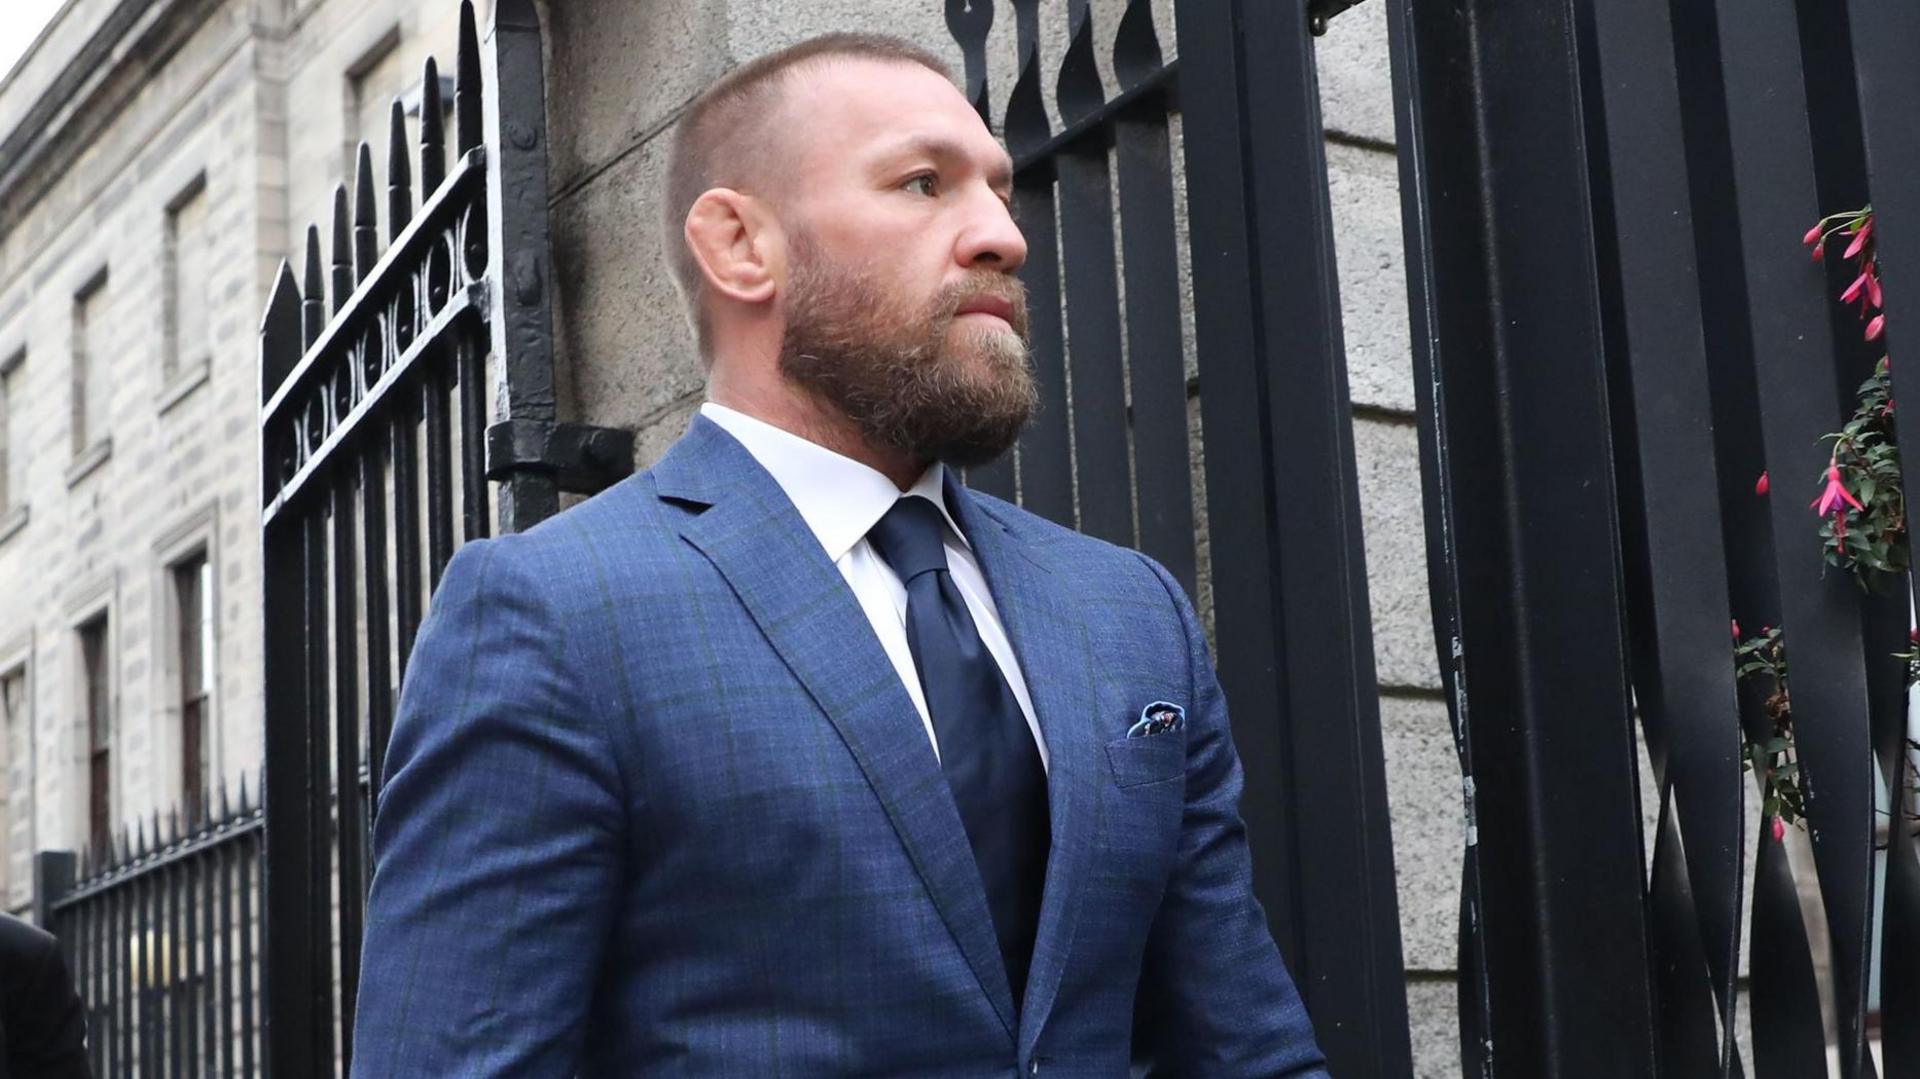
[968,490,1170,590]
[0,912,58,965]
[432,469,705,621]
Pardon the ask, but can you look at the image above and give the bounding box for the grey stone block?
[549,132,708,434]
[1327,141,1412,414]
[1407,976,1462,1078]
[1351,416,1440,690]
[1314,0,1396,148]
[544,0,730,196]
[1381,692,1461,972]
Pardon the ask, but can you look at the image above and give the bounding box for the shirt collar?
[699,401,969,562]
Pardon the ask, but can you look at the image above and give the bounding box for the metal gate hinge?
[484,418,636,495]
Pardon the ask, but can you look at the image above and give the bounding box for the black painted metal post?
[1176,0,1410,1073]
[1386,0,1658,1073]
[479,0,560,531]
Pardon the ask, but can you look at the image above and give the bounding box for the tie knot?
[868,496,952,582]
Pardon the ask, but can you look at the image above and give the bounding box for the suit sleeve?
[350,538,624,1077]
[1128,554,1330,1078]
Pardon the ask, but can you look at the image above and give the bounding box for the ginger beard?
[777,229,1038,469]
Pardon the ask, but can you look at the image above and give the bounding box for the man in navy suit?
[351,31,1328,1077]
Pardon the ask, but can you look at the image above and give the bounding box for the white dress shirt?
[700,402,1049,771]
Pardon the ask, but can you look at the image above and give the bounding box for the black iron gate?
[255,3,632,1074]
[1392,0,1920,1074]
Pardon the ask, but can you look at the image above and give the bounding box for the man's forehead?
[781,58,998,160]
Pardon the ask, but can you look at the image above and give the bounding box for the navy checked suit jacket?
[350,415,1329,1077]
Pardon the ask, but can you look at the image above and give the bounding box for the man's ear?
[684,188,781,307]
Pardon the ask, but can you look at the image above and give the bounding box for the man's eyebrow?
[874,134,1015,190]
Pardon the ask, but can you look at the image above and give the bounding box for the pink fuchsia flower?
[1803,223,1824,246]
[1732,619,1742,640]
[1755,471,1770,496]
[1811,464,1866,516]
[1908,627,1918,644]
[1866,314,1885,341]
[1844,219,1873,260]
[1843,272,1872,305]
[1867,272,1882,308]
[1771,816,1786,843]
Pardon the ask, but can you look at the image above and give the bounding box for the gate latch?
[485,418,636,495]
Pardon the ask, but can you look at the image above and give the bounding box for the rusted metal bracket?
[485,418,635,495]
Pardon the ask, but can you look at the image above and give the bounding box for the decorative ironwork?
[256,3,632,1074]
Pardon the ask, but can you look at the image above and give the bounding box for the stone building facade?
[0,0,1458,1071]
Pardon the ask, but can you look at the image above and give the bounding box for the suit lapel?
[656,417,1019,1037]
[943,474,1100,1058]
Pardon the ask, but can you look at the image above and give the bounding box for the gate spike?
[455,0,483,155]
[168,807,180,844]
[388,99,413,240]
[151,810,163,852]
[135,817,147,857]
[202,786,214,830]
[354,142,380,283]
[238,772,251,813]
[420,55,446,192]
[331,184,353,315]
[1110,0,1162,91]
[260,261,302,406]
[219,777,231,821]
[302,225,326,349]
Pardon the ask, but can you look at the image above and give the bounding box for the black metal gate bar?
[1574,0,1748,1071]
[1706,3,1881,1073]
[1171,0,1411,1072]
[1386,0,1659,1073]
[1845,1,1920,1069]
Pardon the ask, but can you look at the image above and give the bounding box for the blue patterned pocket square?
[1126,700,1186,738]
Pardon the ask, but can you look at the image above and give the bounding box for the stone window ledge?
[0,504,27,546]
[65,437,112,488]
[157,357,210,416]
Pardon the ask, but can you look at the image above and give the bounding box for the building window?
[173,554,213,810]
[0,349,19,514]
[72,272,108,455]
[164,178,210,383]
[79,616,111,856]
[1,666,24,908]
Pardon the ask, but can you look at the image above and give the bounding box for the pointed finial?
[331,184,353,315]
[421,55,446,193]
[168,807,180,844]
[302,225,325,349]
[238,772,251,813]
[946,0,994,124]
[1054,0,1103,124]
[388,99,413,239]
[260,260,302,405]
[456,0,483,154]
[354,142,379,282]
[1111,0,1162,90]
[219,777,231,821]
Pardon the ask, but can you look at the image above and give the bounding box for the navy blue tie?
[868,495,1050,1009]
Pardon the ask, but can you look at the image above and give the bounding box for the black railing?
[256,3,631,1075]
[1392,0,1920,1073]
[36,777,267,1079]
[946,1,1410,1074]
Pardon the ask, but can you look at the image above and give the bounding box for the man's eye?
[905,173,938,197]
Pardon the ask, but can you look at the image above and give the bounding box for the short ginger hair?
[660,33,955,359]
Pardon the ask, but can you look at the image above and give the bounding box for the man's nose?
[956,189,1028,272]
